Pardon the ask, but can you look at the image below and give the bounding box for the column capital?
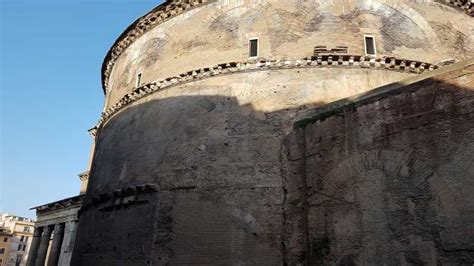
[43,225,53,235]
[54,223,65,233]
[33,227,43,237]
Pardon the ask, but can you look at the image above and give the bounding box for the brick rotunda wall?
[72,0,473,265]
[102,0,474,107]
[286,60,474,264]
[74,67,416,265]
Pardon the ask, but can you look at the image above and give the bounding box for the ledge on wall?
[101,0,215,93]
[293,58,474,129]
[99,0,473,94]
[92,55,438,136]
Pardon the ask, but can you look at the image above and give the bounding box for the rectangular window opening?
[249,38,259,58]
[16,254,22,266]
[364,35,376,56]
[136,73,142,88]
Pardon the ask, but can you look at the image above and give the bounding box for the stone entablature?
[92,55,437,134]
[27,195,83,266]
[80,184,158,213]
[441,0,474,14]
[100,0,473,94]
[32,196,83,222]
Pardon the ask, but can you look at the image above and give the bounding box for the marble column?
[47,224,65,266]
[26,227,43,266]
[35,225,53,266]
[57,221,77,266]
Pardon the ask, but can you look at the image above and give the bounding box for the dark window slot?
[249,39,258,58]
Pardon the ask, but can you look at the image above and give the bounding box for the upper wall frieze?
[102,0,474,93]
[100,0,473,94]
[92,54,438,136]
[101,0,216,94]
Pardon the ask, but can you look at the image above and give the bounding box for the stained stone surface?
[72,0,473,264]
[287,61,474,264]
[104,0,474,107]
[75,68,415,265]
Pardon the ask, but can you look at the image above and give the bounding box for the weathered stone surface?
[73,0,473,264]
[292,61,474,264]
[104,0,473,105]
[102,0,474,95]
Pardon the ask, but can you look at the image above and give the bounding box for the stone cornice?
[31,195,84,214]
[78,171,90,181]
[81,184,158,213]
[439,0,474,15]
[101,0,216,94]
[92,55,438,135]
[294,58,474,129]
[0,230,13,236]
[100,0,473,94]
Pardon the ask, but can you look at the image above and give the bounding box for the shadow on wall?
[90,94,327,195]
[73,67,474,265]
[288,71,474,264]
[73,93,326,265]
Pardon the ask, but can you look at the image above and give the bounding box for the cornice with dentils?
[101,0,216,94]
[100,0,473,94]
[90,54,439,137]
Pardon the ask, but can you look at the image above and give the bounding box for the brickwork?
[288,60,474,264]
[73,0,474,264]
[101,0,473,93]
[93,55,437,136]
[102,0,215,91]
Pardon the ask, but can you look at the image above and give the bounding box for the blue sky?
[1,0,162,218]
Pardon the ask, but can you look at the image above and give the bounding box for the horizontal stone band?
[100,0,472,93]
[90,55,439,136]
[102,0,215,93]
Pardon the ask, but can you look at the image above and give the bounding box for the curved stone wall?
[93,55,437,132]
[76,67,419,265]
[288,60,474,264]
[101,0,474,93]
[73,0,474,264]
[103,0,474,99]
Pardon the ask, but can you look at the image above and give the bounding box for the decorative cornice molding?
[32,195,84,214]
[101,0,216,94]
[294,58,474,129]
[440,0,474,15]
[78,172,90,181]
[99,0,473,94]
[88,127,97,138]
[92,55,438,135]
[81,184,158,213]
